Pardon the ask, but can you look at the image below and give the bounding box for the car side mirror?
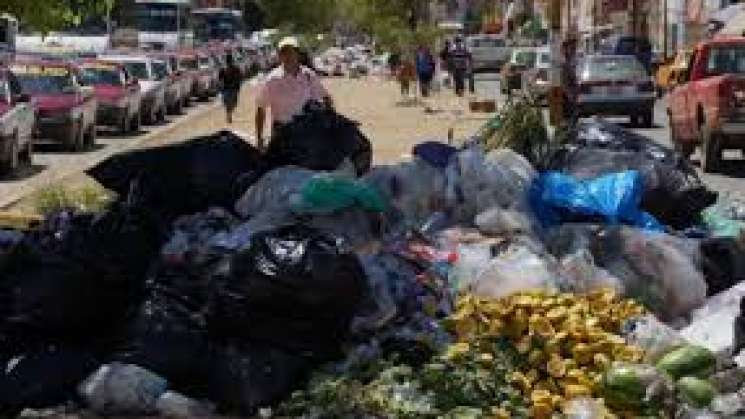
[13,93,30,103]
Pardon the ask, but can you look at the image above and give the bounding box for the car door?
[72,69,96,128]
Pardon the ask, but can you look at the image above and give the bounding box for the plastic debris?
[78,363,169,416]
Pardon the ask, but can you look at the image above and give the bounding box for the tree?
[257,0,337,33]
[0,0,114,33]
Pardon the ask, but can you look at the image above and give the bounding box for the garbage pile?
[3,114,745,418]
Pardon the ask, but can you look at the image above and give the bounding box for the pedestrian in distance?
[397,55,416,98]
[416,46,436,97]
[450,36,472,97]
[219,53,243,124]
[255,36,332,152]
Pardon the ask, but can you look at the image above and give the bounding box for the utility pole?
[549,0,564,126]
[663,0,668,59]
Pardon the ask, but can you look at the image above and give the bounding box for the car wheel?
[701,124,723,173]
[85,124,96,149]
[69,121,85,152]
[131,111,141,132]
[20,139,33,165]
[120,110,131,135]
[1,134,19,175]
[642,109,654,128]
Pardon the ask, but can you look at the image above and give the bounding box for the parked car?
[575,54,656,127]
[78,60,142,134]
[668,37,745,172]
[151,58,184,115]
[467,34,510,73]
[100,54,167,125]
[0,68,34,174]
[501,47,537,94]
[522,47,551,103]
[655,49,693,97]
[12,59,97,151]
[195,51,219,100]
[175,50,201,100]
[600,35,653,73]
[149,51,192,109]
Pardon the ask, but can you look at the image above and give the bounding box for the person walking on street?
[255,36,332,151]
[415,46,436,97]
[450,36,472,97]
[397,55,416,97]
[219,53,243,124]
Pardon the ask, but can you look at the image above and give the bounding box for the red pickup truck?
[669,37,745,172]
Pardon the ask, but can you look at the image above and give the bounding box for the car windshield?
[469,38,504,48]
[538,52,551,66]
[152,61,169,80]
[182,57,198,70]
[706,46,745,75]
[79,68,122,85]
[15,71,74,94]
[581,56,647,80]
[123,62,150,80]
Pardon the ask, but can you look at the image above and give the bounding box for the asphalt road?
[473,72,745,200]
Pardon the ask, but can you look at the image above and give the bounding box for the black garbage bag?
[700,238,745,296]
[266,102,372,175]
[547,120,717,229]
[0,345,98,416]
[208,342,311,416]
[117,285,212,397]
[207,225,367,359]
[0,198,163,350]
[87,130,263,219]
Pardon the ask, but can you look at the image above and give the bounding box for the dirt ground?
[7,76,490,213]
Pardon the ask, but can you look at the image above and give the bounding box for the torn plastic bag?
[445,148,537,223]
[529,171,664,231]
[207,225,367,359]
[0,345,98,416]
[681,282,745,354]
[207,342,311,416]
[265,102,372,175]
[78,363,169,416]
[363,159,447,228]
[291,173,387,214]
[592,227,707,321]
[546,120,717,229]
[703,198,745,238]
[88,130,263,219]
[234,166,315,219]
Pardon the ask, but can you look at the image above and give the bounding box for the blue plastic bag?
[530,170,663,231]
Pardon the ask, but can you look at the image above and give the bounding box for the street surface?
[3,73,745,213]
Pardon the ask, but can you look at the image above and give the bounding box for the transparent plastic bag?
[79,363,169,416]
[445,148,536,223]
[234,167,315,218]
[475,207,535,237]
[623,314,686,363]
[602,362,675,412]
[563,398,612,419]
[594,227,707,321]
[558,249,624,294]
[458,242,557,299]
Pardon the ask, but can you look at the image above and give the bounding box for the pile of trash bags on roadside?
[3,113,745,418]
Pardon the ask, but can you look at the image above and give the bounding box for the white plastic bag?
[623,314,687,362]
[79,363,168,416]
[475,207,534,237]
[461,244,557,298]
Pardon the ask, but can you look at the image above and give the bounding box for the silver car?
[467,34,510,73]
[576,54,656,127]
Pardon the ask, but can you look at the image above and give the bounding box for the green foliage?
[258,0,337,33]
[0,0,114,33]
[34,183,112,215]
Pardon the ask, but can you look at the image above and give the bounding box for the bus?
[133,0,194,50]
[192,8,245,42]
[0,14,17,64]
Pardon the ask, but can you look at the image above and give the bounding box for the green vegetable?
[602,364,648,410]
[676,377,716,408]
[656,345,716,380]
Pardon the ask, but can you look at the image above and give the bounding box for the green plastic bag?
[292,174,387,214]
